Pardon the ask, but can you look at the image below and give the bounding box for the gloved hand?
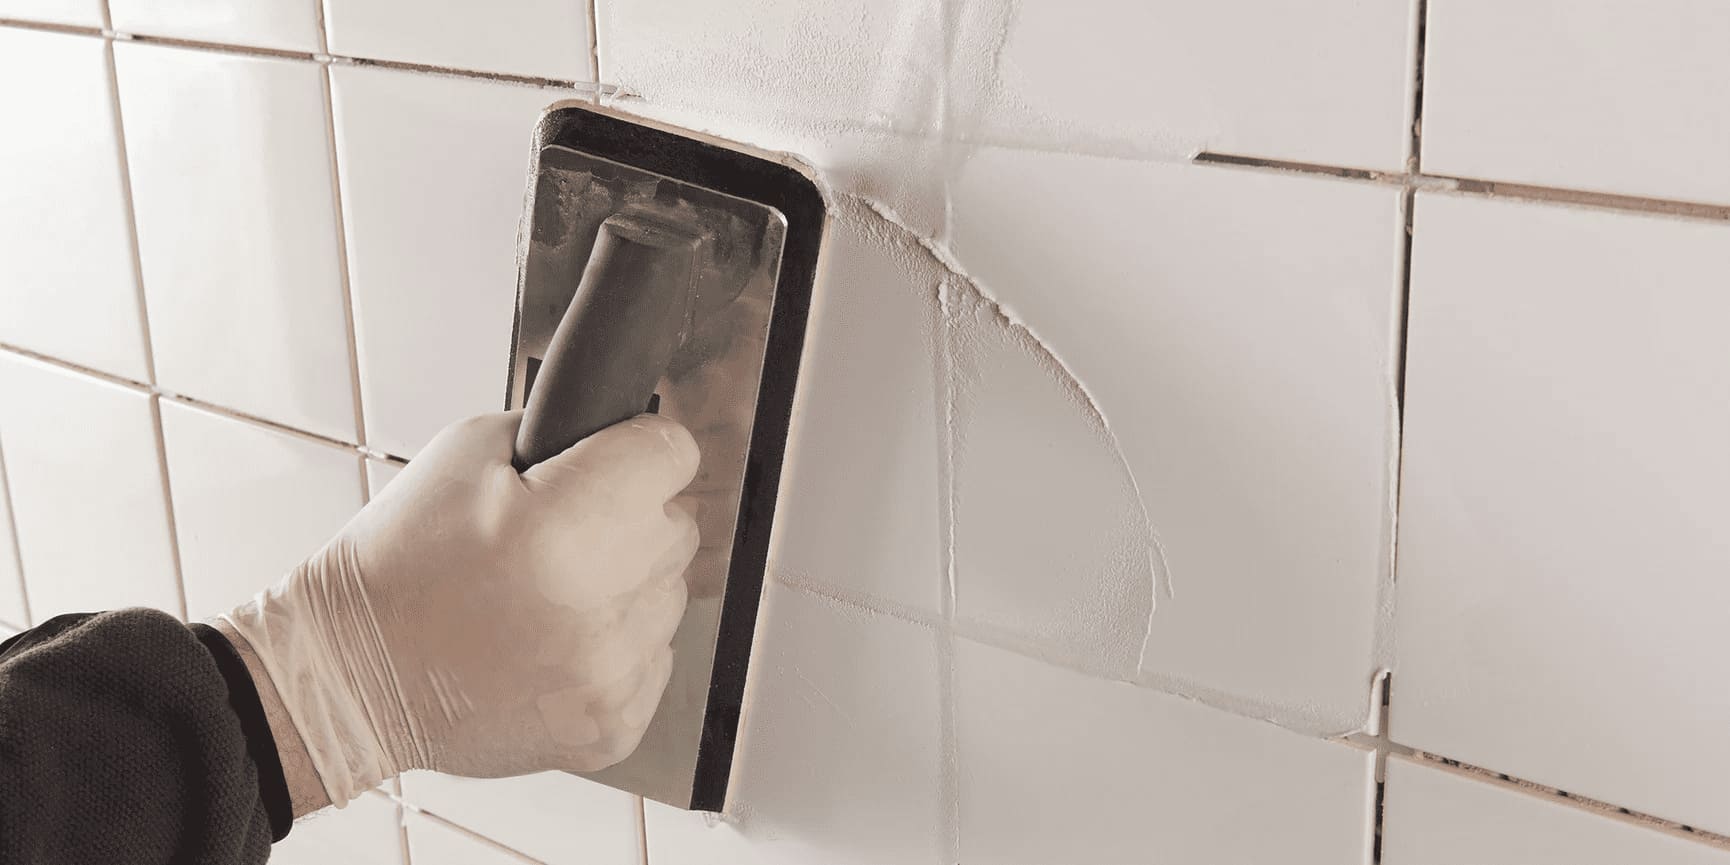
[221,410,699,808]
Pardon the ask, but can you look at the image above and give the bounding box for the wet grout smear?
[829,193,1169,682]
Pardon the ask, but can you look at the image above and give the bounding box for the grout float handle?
[513,213,699,471]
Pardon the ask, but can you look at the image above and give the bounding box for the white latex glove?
[221,410,699,807]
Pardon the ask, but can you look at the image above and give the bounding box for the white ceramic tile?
[0,0,103,26]
[365,458,403,498]
[0,29,150,381]
[0,354,180,618]
[400,771,637,865]
[324,0,589,81]
[0,447,28,627]
[405,813,534,865]
[332,67,573,457]
[957,638,1374,865]
[160,401,362,621]
[599,0,949,232]
[115,44,357,442]
[769,217,943,614]
[1382,758,1730,865]
[272,791,404,865]
[1423,0,1730,206]
[948,0,1413,171]
[1394,193,1730,831]
[644,582,943,864]
[949,148,1401,733]
[108,0,320,52]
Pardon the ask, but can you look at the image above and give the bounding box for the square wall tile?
[332,66,574,457]
[405,813,534,864]
[957,639,1374,865]
[0,0,104,26]
[272,791,404,865]
[0,354,181,618]
[160,401,362,621]
[769,216,943,615]
[948,0,1414,171]
[325,0,590,81]
[1394,193,1730,831]
[0,29,150,381]
[109,0,320,52]
[116,44,357,442]
[1382,758,1730,865]
[1423,0,1730,206]
[400,771,637,865]
[599,0,948,232]
[645,582,943,864]
[949,149,1402,733]
[0,450,28,627]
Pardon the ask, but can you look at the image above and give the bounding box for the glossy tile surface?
[769,217,943,614]
[331,66,573,457]
[109,0,321,51]
[0,29,150,381]
[0,354,181,618]
[160,401,362,621]
[116,44,357,441]
[0,0,103,26]
[957,638,1374,865]
[644,582,944,864]
[949,149,1401,733]
[401,771,638,865]
[1423,0,1730,205]
[324,0,590,80]
[948,0,1413,171]
[1382,758,1730,865]
[271,792,404,865]
[1395,193,1730,831]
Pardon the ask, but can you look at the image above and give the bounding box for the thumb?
[521,413,700,502]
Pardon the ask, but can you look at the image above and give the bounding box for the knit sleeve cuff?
[191,623,294,842]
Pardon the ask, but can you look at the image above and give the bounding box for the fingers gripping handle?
[514,214,700,471]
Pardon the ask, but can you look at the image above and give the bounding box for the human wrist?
[211,617,334,818]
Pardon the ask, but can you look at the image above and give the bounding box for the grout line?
[146,395,191,622]
[0,343,410,464]
[634,795,649,865]
[934,276,961,865]
[102,36,159,388]
[1369,672,1392,864]
[1192,151,1730,223]
[0,440,34,627]
[404,804,548,863]
[0,19,620,93]
[318,53,372,494]
[584,0,601,98]
[1401,751,1730,852]
[1404,0,1429,173]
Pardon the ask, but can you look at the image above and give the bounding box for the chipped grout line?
[1404,0,1429,173]
[1193,151,1730,223]
[1402,751,1730,853]
[0,343,410,464]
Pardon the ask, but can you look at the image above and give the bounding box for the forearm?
[212,617,334,818]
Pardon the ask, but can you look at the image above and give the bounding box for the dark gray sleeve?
[0,609,276,865]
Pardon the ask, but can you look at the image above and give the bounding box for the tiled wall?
[1,0,1728,863]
